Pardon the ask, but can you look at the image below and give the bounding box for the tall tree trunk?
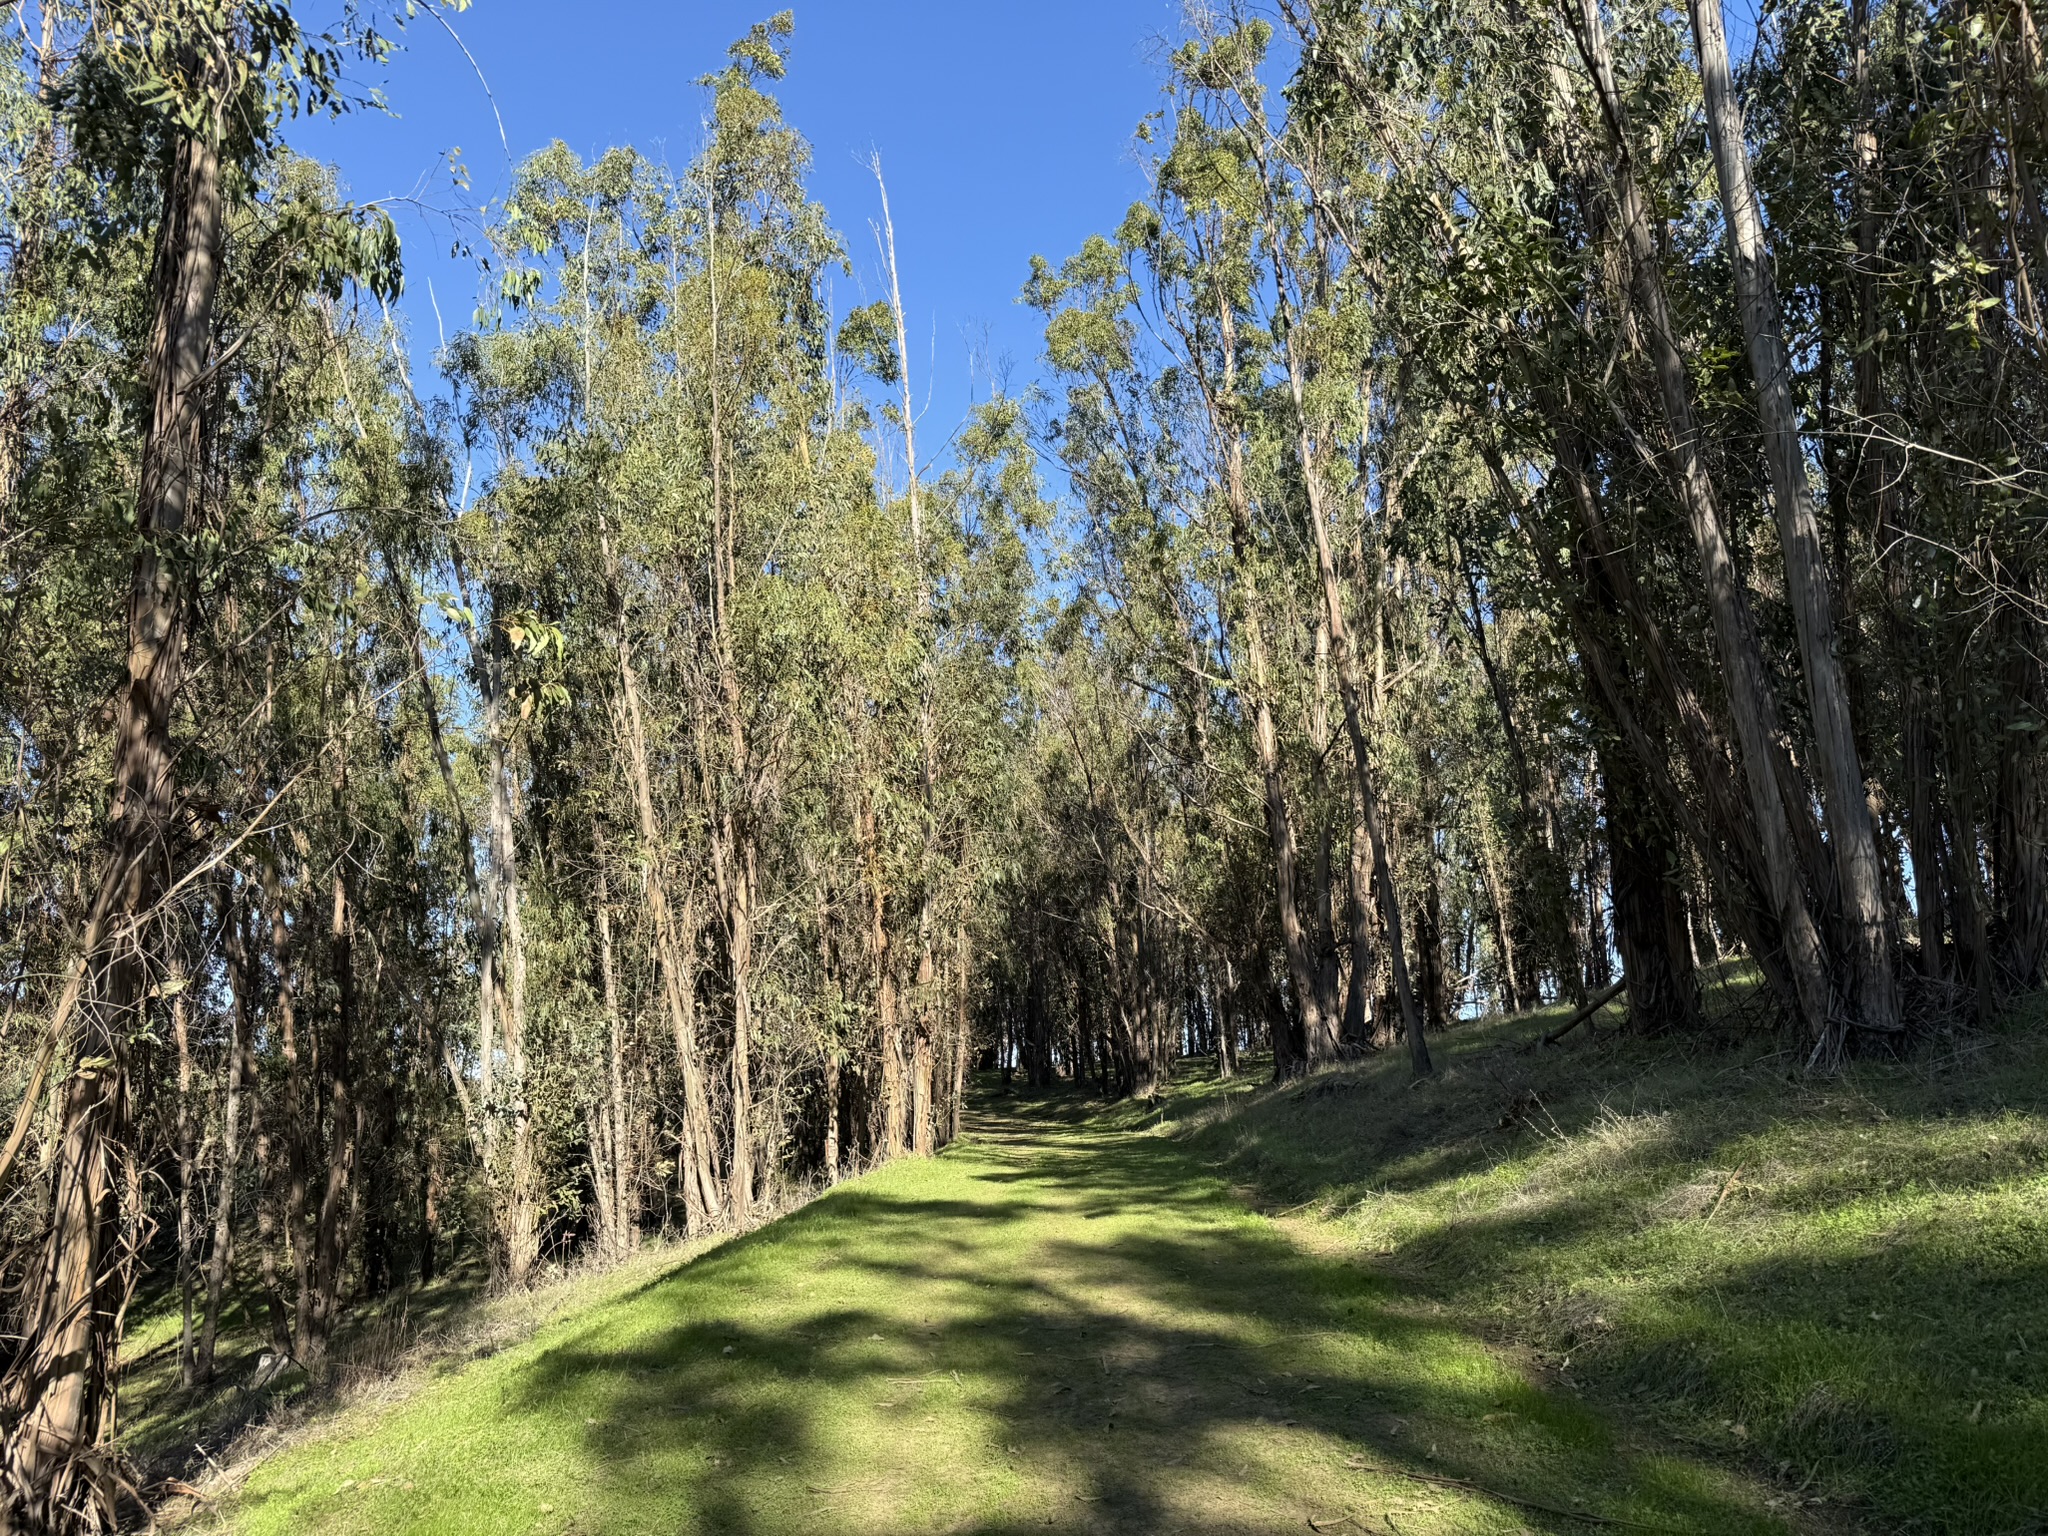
[1270,254,1433,1073]
[1902,685,1950,979]
[259,850,320,1363]
[873,159,955,1152]
[911,1028,935,1155]
[1527,429,1795,991]
[173,967,198,1390]
[607,603,720,1230]
[1848,0,1950,992]
[824,1050,841,1183]
[1941,711,1996,1016]
[1475,818,1523,1014]
[484,685,537,1284]
[858,797,908,1152]
[1414,809,1450,1033]
[306,781,361,1361]
[419,1128,443,1287]
[371,531,505,1238]
[1458,560,1569,1003]
[1600,733,1700,1033]
[594,885,637,1259]
[948,924,970,1144]
[249,1070,290,1360]
[718,829,757,1226]
[1201,289,1324,1076]
[1342,799,1382,1040]
[2,113,224,1525]
[1688,0,1899,1034]
[1217,955,1239,1079]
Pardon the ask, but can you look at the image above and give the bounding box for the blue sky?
[295,1,1184,454]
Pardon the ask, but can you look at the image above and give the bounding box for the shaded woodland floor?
[1165,1003,2048,1534]
[166,1000,2048,1535]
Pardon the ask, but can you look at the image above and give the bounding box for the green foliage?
[835,301,900,385]
[61,0,398,184]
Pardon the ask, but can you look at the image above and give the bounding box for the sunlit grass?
[122,1227,724,1490]
[198,1082,1789,1535]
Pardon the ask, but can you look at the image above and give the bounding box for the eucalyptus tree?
[1260,0,2048,1050]
[434,13,1031,1245]
[1,4,2044,1525]
[0,1,402,1520]
[1027,219,1334,1079]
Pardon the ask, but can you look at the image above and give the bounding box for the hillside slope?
[1167,1005,2048,1535]
[196,1076,1800,1536]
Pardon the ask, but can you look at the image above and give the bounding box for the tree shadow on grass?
[1183,1025,2048,1534]
[442,1094,1797,1536]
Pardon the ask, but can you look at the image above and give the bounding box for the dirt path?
[221,1095,1793,1534]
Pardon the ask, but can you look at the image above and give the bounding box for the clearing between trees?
[173,1005,2046,1536]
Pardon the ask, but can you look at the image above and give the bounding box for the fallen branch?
[1541,979,1628,1046]
[1341,1457,1682,1531]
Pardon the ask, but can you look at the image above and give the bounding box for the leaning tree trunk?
[1568,0,1838,1054]
[1,116,224,1529]
[1688,0,1899,1035]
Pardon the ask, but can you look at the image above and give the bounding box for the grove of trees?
[1,0,2043,1526]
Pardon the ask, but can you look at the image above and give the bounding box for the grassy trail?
[215,1092,1793,1536]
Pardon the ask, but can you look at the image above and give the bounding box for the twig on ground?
[1705,1166,1744,1222]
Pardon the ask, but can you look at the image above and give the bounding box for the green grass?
[1167,1001,2048,1535]
[194,1087,1791,1535]
[125,1236,725,1483]
[182,1001,2047,1535]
